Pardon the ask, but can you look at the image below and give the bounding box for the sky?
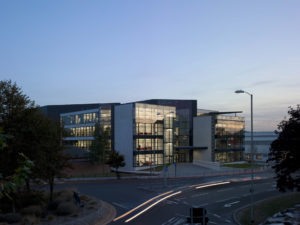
[0,1,299,131]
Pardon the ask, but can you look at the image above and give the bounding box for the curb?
[95,200,116,225]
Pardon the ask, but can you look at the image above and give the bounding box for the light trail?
[125,191,182,223]
[195,181,230,189]
[113,190,174,222]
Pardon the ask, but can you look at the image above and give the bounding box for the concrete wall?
[114,104,134,171]
[193,116,212,161]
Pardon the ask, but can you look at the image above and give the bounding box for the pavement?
[58,163,271,182]
[55,163,273,225]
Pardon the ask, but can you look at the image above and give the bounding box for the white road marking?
[113,202,128,210]
[213,214,221,218]
[209,221,218,224]
[183,201,190,206]
[224,200,240,207]
[217,188,233,192]
[225,219,232,223]
[168,217,176,223]
[216,197,236,203]
[173,218,185,225]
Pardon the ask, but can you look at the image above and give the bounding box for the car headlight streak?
[113,190,174,222]
[195,181,230,189]
[125,191,182,223]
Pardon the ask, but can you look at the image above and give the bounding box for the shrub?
[0,213,22,223]
[89,200,97,206]
[17,191,46,209]
[46,214,56,221]
[56,202,78,216]
[50,190,74,210]
[22,215,40,225]
[21,205,43,216]
[54,190,74,202]
[80,194,92,202]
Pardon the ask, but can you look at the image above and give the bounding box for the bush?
[49,190,75,210]
[56,202,78,216]
[21,205,43,216]
[55,189,75,201]
[0,213,22,224]
[46,214,56,221]
[89,200,97,206]
[17,191,46,209]
[22,215,40,225]
[80,194,92,202]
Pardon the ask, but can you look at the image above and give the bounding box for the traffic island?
[0,189,116,225]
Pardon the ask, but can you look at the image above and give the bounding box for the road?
[56,173,282,225]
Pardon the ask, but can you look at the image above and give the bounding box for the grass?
[141,164,172,172]
[224,163,264,169]
[141,165,164,172]
[237,192,300,225]
[68,172,137,178]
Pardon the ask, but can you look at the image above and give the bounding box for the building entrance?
[175,152,187,162]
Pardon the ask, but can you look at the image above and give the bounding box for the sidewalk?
[57,163,272,183]
[163,163,272,178]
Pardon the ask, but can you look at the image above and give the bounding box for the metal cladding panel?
[114,103,134,170]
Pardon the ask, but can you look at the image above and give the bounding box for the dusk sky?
[1,1,299,131]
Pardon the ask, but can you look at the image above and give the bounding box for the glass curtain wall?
[174,109,190,162]
[61,107,112,152]
[133,103,175,167]
[214,115,245,162]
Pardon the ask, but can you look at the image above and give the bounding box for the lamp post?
[235,89,254,224]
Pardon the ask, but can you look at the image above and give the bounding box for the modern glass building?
[139,99,197,162]
[114,103,176,170]
[193,112,245,163]
[60,105,114,158]
[45,100,246,168]
[214,115,245,162]
[244,131,278,162]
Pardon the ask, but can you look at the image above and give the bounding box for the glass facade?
[61,112,99,125]
[174,109,190,162]
[61,107,112,152]
[214,115,245,162]
[133,103,176,167]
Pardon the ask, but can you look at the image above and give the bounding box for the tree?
[34,120,71,202]
[107,151,125,179]
[0,153,34,213]
[0,80,35,178]
[0,128,34,213]
[0,80,71,202]
[89,123,109,166]
[268,105,300,192]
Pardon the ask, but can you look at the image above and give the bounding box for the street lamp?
[235,89,254,224]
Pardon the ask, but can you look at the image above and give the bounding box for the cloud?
[249,80,275,87]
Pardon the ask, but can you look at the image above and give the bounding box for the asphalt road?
[56,174,282,225]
